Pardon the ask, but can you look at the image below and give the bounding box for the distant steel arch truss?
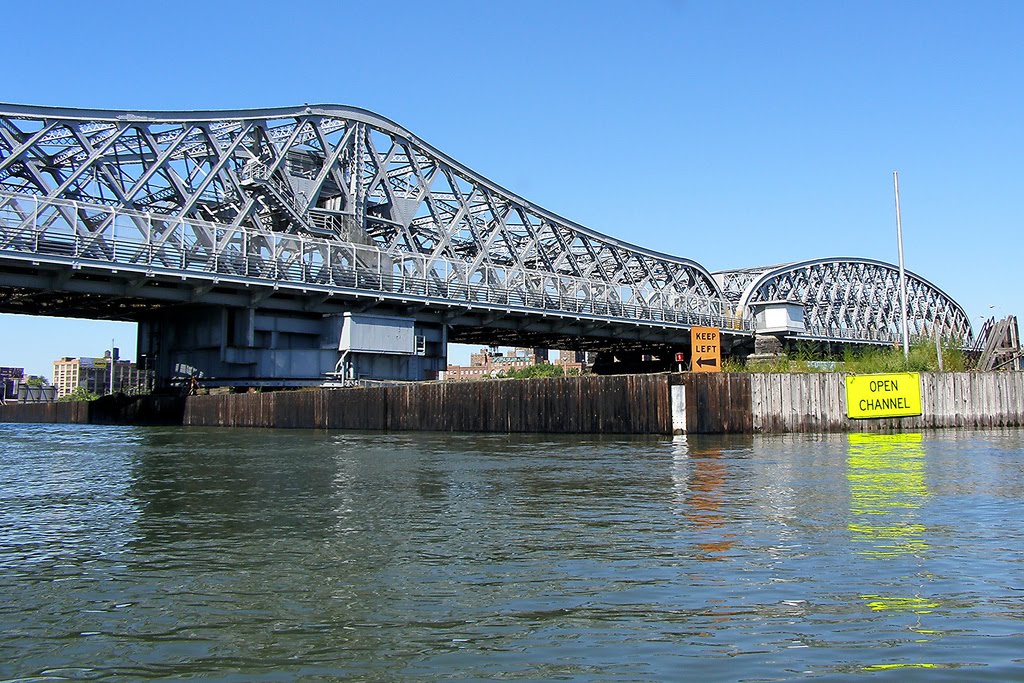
[718,258,973,344]
[0,103,725,318]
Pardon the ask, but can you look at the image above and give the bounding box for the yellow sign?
[845,372,922,419]
[690,326,721,372]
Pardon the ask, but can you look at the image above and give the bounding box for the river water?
[1,424,1023,681]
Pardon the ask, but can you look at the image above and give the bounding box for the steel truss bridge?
[0,103,973,384]
[716,258,972,344]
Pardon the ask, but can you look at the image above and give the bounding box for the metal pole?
[893,171,910,360]
[109,338,115,395]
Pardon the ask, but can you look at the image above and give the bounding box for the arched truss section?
[0,103,724,315]
[714,266,785,308]
[721,258,973,344]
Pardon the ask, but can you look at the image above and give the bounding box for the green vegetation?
[841,338,967,373]
[500,364,580,379]
[57,387,100,402]
[724,338,969,374]
[25,376,48,387]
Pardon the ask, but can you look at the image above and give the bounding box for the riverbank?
[1,372,1022,434]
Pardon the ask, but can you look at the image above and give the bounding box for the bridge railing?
[795,326,889,344]
[793,325,936,347]
[0,190,749,332]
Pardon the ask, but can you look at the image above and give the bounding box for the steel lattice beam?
[0,103,976,348]
[0,103,725,318]
[717,258,973,345]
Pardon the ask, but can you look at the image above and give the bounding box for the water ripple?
[1,425,1023,680]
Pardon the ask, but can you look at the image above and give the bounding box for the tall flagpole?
[893,171,910,360]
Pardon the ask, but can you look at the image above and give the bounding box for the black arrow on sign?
[697,357,718,368]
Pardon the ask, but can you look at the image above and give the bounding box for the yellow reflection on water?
[847,432,928,558]
[860,595,939,613]
[863,663,937,671]
[848,433,942,671]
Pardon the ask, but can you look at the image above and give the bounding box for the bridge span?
[0,104,972,386]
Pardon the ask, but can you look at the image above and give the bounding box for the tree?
[25,376,48,387]
[500,364,579,379]
[57,386,100,402]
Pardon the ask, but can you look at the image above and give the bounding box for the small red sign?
[674,352,685,362]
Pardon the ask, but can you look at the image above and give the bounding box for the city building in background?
[0,367,56,404]
[444,347,589,380]
[552,350,592,375]
[0,366,24,403]
[51,349,151,398]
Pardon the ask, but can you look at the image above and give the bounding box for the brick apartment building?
[51,350,151,398]
[444,347,589,380]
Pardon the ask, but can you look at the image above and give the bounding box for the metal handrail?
[793,325,958,347]
[0,190,750,332]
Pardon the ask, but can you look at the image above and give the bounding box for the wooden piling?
[2,371,1022,435]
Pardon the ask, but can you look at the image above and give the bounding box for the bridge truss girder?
[0,104,725,318]
[0,103,979,353]
[720,258,974,345]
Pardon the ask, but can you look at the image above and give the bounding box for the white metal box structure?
[750,300,806,334]
[340,313,416,355]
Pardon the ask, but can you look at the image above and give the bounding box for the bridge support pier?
[138,305,447,389]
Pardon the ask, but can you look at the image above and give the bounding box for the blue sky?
[2,0,1021,375]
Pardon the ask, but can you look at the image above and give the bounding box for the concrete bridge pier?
[138,306,447,389]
